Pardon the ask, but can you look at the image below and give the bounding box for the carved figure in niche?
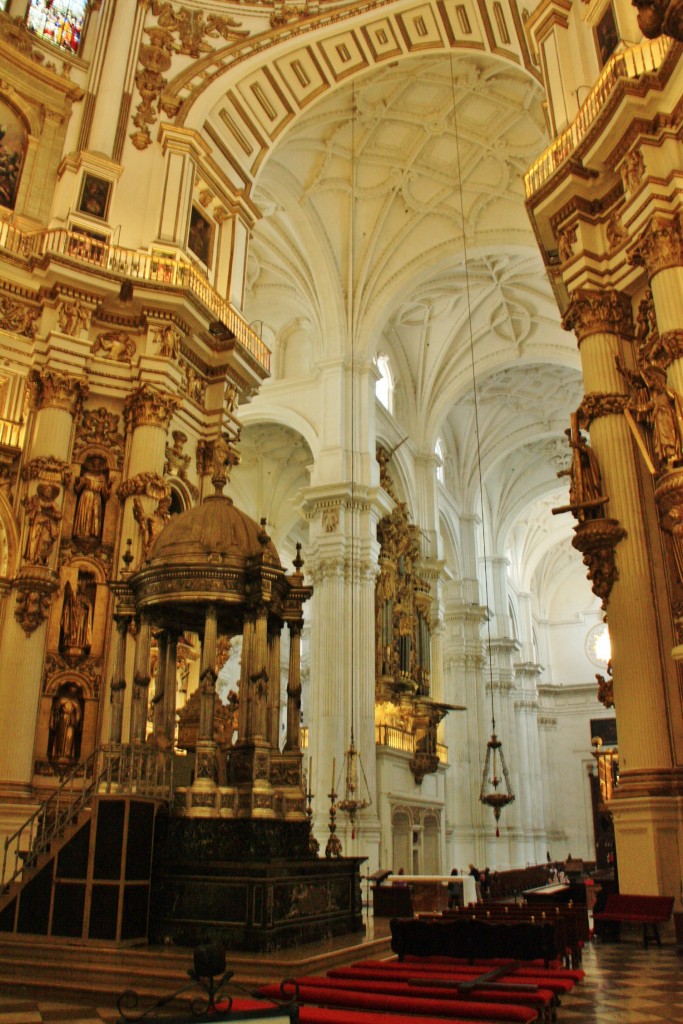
[182,362,205,403]
[559,417,605,521]
[0,463,12,503]
[637,365,683,469]
[58,300,89,336]
[165,429,191,479]
[225,381,238,413]
[23,483,61,564]
[92,330,136,363]
[59,579,93,654]
[133,494,171,561]
[48,683,83,762]
[73,456,111,542]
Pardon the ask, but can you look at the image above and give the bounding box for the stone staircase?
[0,926,393,1002]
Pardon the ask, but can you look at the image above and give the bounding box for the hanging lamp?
[449,58,515,836]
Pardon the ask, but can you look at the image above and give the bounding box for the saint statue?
[638,366,683,469]
[73,456,111,541]
[23,483,61,564]
[558,415,606,521]
[48,686,83,762]
[60,579,93,653]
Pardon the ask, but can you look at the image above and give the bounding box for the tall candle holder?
[325,759,342,858]
[306,756,319,855]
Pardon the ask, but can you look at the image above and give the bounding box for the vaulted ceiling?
[240,51,594,615]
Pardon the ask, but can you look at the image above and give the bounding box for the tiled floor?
[0,932,680,1023]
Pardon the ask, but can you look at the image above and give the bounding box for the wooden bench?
[592,893,674,948]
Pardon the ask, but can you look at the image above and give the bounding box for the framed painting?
[188,205,214,268]
[595,4,619,67]
[77,173,112,220]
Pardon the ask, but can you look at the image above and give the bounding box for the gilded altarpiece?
[33,406,125,780]
[375,450,445,784]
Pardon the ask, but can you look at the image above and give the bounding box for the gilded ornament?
[556,224,577,263]
[571,517,627,609]
[58,299,90,336]
[632,0,683,41]
[73,406,125,462]
[14,585,53,635]
[151,322,182,358]
[620,148,645,194]
[21,456,71,485]
[577,392,628,428]
[123,383,180,429]
[118,471,169,503]
[0,295,40,338]
[92,330,137,363]
[28,367,88,414]
[606,211,629,251]
[629,212,683,276]
[131,2,247,146]
[562,288,633,343]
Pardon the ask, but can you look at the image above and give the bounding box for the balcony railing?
[524,36,673,199]
[0,223,270,375]
[375,723,448,763]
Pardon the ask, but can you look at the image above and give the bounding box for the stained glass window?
[26,0,87,56]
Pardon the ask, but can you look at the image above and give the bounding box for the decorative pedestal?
[149,817,365,951]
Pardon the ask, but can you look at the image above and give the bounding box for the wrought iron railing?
[0,224,270,374]
[1,743,173,892]
[524,36,673,198]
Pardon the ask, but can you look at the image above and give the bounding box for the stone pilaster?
[285,621,302,751]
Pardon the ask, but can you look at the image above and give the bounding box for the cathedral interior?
[0,0,680,950]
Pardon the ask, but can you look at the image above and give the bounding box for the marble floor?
[0,930,681,1023]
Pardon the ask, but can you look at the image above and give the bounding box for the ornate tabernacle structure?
[374,447,457,784]
[106,458,364,950]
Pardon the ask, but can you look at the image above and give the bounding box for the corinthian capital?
[123,383,181,430]
[28,367,89,415]
[629,212,683,278]
[562,289,633,344]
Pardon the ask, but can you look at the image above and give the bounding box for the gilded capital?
[123,384,181,430]
[562,289,633,343]
[629,212,683,278]
[28,367,89,415]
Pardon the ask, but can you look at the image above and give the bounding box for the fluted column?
[130,612,152,743]
[163,631,179,744]
[0,368,86,802]
[108,615,130,745]
[267,627,281,749]
[119,385,180,571]
[564,290,671,771]
[153,631,168,740]
[564,288,679,896]
[285,622,302,751]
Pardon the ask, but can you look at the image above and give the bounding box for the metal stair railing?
[1,743,173,892]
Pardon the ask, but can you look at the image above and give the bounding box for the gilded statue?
[133,493,172,561]
[48,687,83,761]
[60,579,93,653]
[73,456,112,541]
[631,0,683,41]
[637,365,683,469]
[23,483,62,564]
[58,300,89,336]
[558,416,606,521]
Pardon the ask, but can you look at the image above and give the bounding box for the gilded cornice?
[28,367,89,415]
[123,383,181,430]
[562,289,634,343]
